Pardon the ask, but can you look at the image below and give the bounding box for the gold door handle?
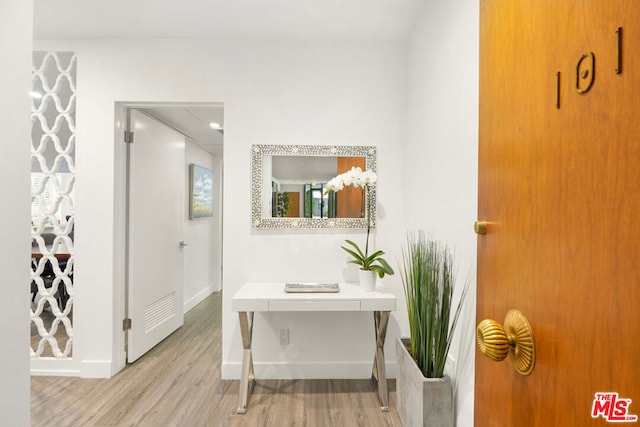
[476,309,535,376]
[474,221,488,234]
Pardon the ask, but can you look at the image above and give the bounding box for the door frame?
[113,101,224,371]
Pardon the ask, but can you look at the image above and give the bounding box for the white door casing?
[126,109,185,363]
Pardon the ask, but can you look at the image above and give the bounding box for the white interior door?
[127,109,185,363]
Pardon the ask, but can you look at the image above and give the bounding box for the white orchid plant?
[325,167,394,278]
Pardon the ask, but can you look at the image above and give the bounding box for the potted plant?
[325,167,394,290]
[397,231,469,426]
[272,192,291,217]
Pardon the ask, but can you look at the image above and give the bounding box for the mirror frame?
[251,144,377,229]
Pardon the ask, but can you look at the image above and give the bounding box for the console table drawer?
[268,299,361,311]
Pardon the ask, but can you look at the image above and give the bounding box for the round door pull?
[476,309,535,376]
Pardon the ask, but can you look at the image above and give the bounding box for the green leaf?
[343,239,365,259]
[377,257,394,275]
[341,246,364,263]
[365,250,385,263]
[368,265,387,278]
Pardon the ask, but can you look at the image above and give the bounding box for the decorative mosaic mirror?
[251,144,377,229]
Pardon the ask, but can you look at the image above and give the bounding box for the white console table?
[231,282,396,414]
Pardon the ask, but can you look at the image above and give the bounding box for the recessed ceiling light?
[209,122,221,129]
[30,91,43,99]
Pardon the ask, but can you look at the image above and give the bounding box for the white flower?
[343,167,363,187]
[324,176,344,194]
[359,170,377,186]
[325,167,376,193]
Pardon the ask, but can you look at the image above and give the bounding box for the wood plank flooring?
[31,292,403,426]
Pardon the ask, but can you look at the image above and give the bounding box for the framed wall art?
[189,163,213,219]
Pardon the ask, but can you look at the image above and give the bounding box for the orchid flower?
[343,167,363,187]
[359,170,377,186]
[323,167,394,279]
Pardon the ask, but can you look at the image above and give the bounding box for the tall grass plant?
[400,231,469,378]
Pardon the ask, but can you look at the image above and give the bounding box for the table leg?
[237,311,255,414]
[371,310,390,411]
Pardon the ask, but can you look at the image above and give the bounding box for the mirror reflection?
[251,145,377,229]
[268,155,366,219]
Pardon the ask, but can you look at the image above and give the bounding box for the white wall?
[184,140,222,311]
[406,1,479,425]
[34,38,408,379]
[219,40,408,378]
[0,0,33,424]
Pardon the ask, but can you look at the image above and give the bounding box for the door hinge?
[123,318,132,330]
[124,130,134,144]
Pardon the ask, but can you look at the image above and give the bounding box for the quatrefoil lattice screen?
[30,51,76,358]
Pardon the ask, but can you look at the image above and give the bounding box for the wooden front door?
[284,192,300,217]
[476,1,640,425]
[337,156,366,218]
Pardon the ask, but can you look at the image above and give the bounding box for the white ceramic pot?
[359,269,377,291]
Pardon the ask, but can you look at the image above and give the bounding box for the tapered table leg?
[371,310,390,411]
[237,311,255,414]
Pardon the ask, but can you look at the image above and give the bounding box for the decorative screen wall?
[30,52,76,358]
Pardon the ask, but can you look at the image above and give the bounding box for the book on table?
[284,282,340,293]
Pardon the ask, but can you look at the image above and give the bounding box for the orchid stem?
[364,185,371,258]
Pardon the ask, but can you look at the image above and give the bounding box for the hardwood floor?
[31,292,403,426]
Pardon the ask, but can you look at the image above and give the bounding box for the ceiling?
[272,156,337,183]
[33,0,425,155]
[33,0,425,41]
[138,105,224,155]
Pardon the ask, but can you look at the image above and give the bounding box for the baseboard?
[30,369,80,377]
[30,358,80,377]
[30,357,114,378]
[221,361,397,380]
[80,360,113,378]
[184,284,217,313]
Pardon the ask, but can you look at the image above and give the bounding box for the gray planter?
[396,338,454,427]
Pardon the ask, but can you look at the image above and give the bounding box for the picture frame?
[189,164,213,219]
